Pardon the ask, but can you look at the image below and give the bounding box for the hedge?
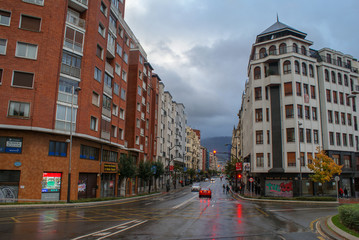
[338,204,359,232]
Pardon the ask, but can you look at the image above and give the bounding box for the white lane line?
[268,207,336,212]
[96,220,148,240]
[172,195,197,209]
[144,202,152,205]
[72,220,137,240]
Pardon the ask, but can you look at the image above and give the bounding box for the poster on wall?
[41,172,62,193]
[265,180,293,197]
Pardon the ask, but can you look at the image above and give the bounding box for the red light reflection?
[236,203,242,224]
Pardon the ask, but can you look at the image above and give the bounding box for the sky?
[124,0,359,139]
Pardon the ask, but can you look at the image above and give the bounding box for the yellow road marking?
[255,207,269,217]
[310,218,320,231]
[11,217,21,223]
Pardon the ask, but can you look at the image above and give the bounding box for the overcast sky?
[124,0,359,139]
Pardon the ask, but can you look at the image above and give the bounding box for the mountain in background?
[201,136,232,162]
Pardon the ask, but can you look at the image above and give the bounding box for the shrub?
[339,204,359,232]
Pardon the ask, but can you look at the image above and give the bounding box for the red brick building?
[0,0,159,202]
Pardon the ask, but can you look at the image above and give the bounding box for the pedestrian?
[226,185,230,194]
[223,184,225,193]
[166,182,170,192]
[339,187,344,198]
[344,187,348,198]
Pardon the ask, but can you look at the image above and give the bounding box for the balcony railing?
[61,63,81,79]
[58,91,78,105]
[103,84,112,98]
[318,55,359,73]
[251,46,316,61]
[108,23,117,36]
[23,0,44,6]
[106,42,115,59]
[64,38,83,54]
[105,62,114,76]
[66,13,86,29]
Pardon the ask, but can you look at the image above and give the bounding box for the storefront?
[101,164,117,198]
[41,172,62,201]
[78,173,97,199]
[0,170,20,202]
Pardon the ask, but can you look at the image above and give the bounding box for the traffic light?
[237,174,242,179]
[213,150,216,156]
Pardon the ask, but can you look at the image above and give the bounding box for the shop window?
[48,141,67,157]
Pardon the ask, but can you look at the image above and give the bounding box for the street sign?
[236,162,242,171]
[151,165,157,174]
[169,165,174,171]
[249,177,254,183]
[334,176,340,182]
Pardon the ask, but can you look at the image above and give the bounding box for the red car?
[199,188,212,198]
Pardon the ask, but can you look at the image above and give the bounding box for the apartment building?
[240,20,359,197]
[0,0,160,201]
[185,127,201,171]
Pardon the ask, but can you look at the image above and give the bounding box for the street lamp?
[168,144,181,189]
[298,121,303,197]
[67,86,81,203]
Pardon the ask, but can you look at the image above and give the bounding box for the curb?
[325,216,359,240]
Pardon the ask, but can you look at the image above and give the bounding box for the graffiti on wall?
[265,180,293,197]
[0,186,18,202]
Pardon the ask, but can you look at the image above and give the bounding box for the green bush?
[339,204,359,232]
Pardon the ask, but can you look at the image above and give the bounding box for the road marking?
[144,202,152,205]
[11,217,21,223]
[72,220,137,239]
[255,207,269,217]
[268,207,335,212]
[172,195,197,209]
[310,218,321,231]
[96,220,148,240]
[316,221,327,240]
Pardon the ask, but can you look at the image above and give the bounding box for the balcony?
[23,0,44,6]
[103,84,112,98]
[106,42,115,59]
[68,0,88,12]
[58,91,78,105]
[101,130,110,140]
[61,63,81,79]
[105,62,114,76]
[102,107,111,118]
[66,13,86,30]
[110,2,121,20]
[265,74,281,86]
[64,38,83,55]
[108,23,117,36]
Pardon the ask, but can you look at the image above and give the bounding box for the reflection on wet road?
[0,178,338,240]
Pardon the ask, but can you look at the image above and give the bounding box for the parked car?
[191,183,201,192]
[199,188,212,198]
[205,178,209,182]
[210,178,215,183]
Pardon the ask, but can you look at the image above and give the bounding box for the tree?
[187,168,196,181]
[308,147,343,190]
[153,161,165,191]
[118,154,137,195]
[138,160,153,193]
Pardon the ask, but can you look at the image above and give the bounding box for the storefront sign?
[41,172,62,193]
[265,180,293,197]
[104,164,116,172]
[0,137,23,154]
[243,162,250,172]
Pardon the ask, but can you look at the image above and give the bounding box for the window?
[254,66,261,79]
[114,82,119,95]
[307,153,313,165]
[336,133,341,146]
[256,153,264,167]
[119,128,124,140]
[115,63,121,76]
[283,60,291,74]
[254,87,262,100]
[104,73,112,88]
[20,15,41,32]
[0,68,3,84]
[61,51,81,78]
[296,82,301,96]
[100,1,107,16]
[284,82,292,96]
[255,108,262,122]
[302,62,307,76]
[16,42,38,59]
[8,101,30,118]
[329,132,334,145]
[299,128,304,143]
[338,73,342,85]
[92,92,99,106]
[292,43,298,53]
[22,0,44,5]
[326,89,331,102]
[259,48,267,58]
[333,91,338,104]
[331,71,336,83]
[297,105,303,118]
[0,38,7,54]
[102,95,111,111]
[0,10,11,26]
[312,107,317,120]
[285,105,294,118]
[80,145,99,160]
[102,149,118,162]
[94,67,102,82]
[301,46,306,55]
[266,108,269,122]
[116,43,122,56]
[122,70,127,81]
[269,45,276,55]
[310,85,316,99]
[327,54,332,64]
[119,108,125,119]
[339,92,344,105]
[138,85,142,96]
[96,44,103,59]
[135,136,139,145]
[256,131,263,144]
[137,103,141,111]
[123,52,128,64]
[325,69,329,82]
[55,104,77,131]
[287,152,296,167]
[306,129,311,143]
[341,112,346,125]
[111,125,117,138]
[12,71,34,88]
[313,130,319,144]
[279,43,286,54]
[343,133,348,147]
[294,61,300,74]
[112,103,118,116]
[348,114,352,126]
[349,134,354,147]
[48,141,67,157]
[98,22,105,37]
[64,26,83,52]
[334,111,339,124]
[121,88,126,100]
[286,128,295,142]
[267,130,270,144]
[305,106,310,120]
[299,152,305,167]
[344,74,348,86]
[309,65,314,77]
[344,156,351,168]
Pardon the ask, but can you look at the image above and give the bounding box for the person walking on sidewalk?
[226,185,230,194]
[223,184,225,193]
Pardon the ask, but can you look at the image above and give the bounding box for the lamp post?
[298,121,303,197]
[67,86,81,203]
[168,144,180,189]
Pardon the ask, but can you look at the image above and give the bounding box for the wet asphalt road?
[0,178,338,240]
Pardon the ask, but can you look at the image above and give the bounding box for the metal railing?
[318,55,358,73]
[66,13,86,29]
[23,0,44,5]
[251,46,315,61]
[61,63,81,79]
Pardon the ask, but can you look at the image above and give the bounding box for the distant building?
[240,19,359,197]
